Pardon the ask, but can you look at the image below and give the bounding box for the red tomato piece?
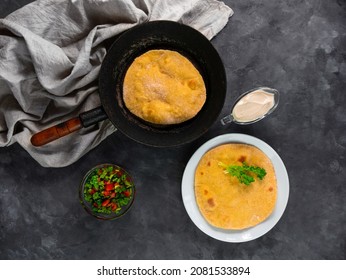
[123,190,131,197]
[89,188,96,195]
[102,199,110,207]
[110,192,116,198]
[103,191,111,196]
[105,183,114,191]
[111,203,117,211]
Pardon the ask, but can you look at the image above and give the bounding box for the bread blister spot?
[238,155,246,163]
[207,198,215,207]
[188,79,197,90]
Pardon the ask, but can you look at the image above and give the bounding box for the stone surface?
[0,0,345,259]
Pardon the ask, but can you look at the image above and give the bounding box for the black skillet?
[31,21,226,147]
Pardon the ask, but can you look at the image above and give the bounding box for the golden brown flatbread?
[195,143,277,230]
[123,49,206,125]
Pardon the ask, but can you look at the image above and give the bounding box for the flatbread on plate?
[194,143,277,230]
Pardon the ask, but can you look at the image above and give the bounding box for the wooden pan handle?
[31,117,82,146]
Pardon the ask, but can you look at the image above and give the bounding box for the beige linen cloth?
[0,0,233,167]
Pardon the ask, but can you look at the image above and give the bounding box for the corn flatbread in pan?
[194,143,277,230]
[123,49,206,125]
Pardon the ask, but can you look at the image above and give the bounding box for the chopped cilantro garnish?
[219,162,267,186]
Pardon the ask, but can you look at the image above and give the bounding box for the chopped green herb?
[219,162,267,186]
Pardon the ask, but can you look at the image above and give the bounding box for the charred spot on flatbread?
[237,155,247,163]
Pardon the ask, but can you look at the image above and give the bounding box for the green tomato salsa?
[83,165,134,215]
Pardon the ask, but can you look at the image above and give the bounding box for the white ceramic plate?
[181,133,289,242]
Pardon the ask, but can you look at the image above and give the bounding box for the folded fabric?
[0,0,233,167]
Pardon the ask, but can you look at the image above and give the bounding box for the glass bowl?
[79,163,135,220]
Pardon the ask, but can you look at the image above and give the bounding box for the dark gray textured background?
[1,0,345,259]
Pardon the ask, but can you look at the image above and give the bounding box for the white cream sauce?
[232,90,275,122]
